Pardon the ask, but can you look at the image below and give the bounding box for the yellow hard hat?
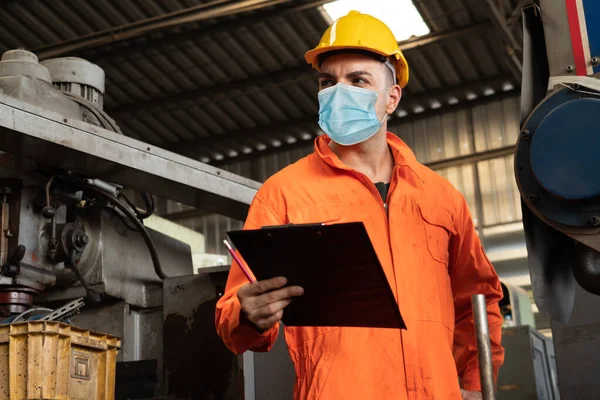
[304,10,409,88]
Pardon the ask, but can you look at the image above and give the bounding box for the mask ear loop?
[384,59,397,85]
[382,59,397,120]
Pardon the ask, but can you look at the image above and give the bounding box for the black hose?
[119,191,155,220]
[77,184,167,280]
[102,206,138,231]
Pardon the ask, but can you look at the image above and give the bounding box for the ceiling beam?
[165,116,317,155]
[71,0,335,63]
[161,208,213,222]
[165,73,515,157]
[33,0,305,60]
[209,88,520,166]
[210,137,316,166]
[482,0,524,82]
[397,23,487,51]
[106,64,314,117]
[507,0,533,26]
[425,145,515,170]
[396,74,514,110]
[105,22,490,118]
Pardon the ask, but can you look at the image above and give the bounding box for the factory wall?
[160,96,523,266]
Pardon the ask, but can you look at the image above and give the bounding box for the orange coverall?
[215,132,505,399]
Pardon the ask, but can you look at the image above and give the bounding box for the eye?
[319,79,334,89]
[352,77,368,85]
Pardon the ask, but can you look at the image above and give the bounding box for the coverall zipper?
[353,167,411,396]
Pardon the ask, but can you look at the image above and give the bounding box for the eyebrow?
[318,72,335,80]
[347,70,372,79]
[318,70,373,80]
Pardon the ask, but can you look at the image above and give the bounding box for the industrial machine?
[516,1,600,398]
[0,48,262,399]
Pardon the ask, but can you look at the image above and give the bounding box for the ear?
[386,85,402,114]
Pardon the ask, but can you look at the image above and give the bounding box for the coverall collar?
[314,131,425,183]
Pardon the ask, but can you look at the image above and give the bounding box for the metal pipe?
[472,294,496,400]
[34,0,294,60]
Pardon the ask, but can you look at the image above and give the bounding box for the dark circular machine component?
[55,222,88,263]
[516,87,600,230]
[530,98,600,200]
[41,205,55,219]
[0,287,37,315]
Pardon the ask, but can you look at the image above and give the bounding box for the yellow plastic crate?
[0,321,121,400]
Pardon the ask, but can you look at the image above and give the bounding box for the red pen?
[223,239,255,283]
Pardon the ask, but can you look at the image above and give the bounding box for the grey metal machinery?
[494,282,559,399]
[516,1,600,398]
[0,48,264,399]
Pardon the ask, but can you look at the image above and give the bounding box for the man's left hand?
[460,389,482,400]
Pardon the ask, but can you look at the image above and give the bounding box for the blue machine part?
[516,86,600,229]
[530,98,600,200]
[582,0,600,74]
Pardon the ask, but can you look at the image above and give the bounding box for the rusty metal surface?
[0,288,33,314]
[162,274,244,400]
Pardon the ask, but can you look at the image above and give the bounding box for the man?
[215,10,504,400]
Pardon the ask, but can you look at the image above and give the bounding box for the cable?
[141,192,155,217]
[118,191,155,221]
[77,184,166,280]
[12,307,54,323]
[102,205,138,231]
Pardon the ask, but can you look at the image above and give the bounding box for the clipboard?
[226,222,406,329]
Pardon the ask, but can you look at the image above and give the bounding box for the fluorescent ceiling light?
[323,0,430,41]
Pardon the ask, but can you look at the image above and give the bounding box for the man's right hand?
[237,276,304,332]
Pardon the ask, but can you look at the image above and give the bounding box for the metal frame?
[0,93,259,220]
[482,0,525,81]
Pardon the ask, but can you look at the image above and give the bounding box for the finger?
[254,285,304,309]
[247,277,288,295]
[254,309,284,331]
[237,277,286,300]
[250,299,292,321]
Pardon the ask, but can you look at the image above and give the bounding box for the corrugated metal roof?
[0,0,521,166]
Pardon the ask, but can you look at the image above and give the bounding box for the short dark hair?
[317,49,395,87]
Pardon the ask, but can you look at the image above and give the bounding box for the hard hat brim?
[304,45,409,88]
